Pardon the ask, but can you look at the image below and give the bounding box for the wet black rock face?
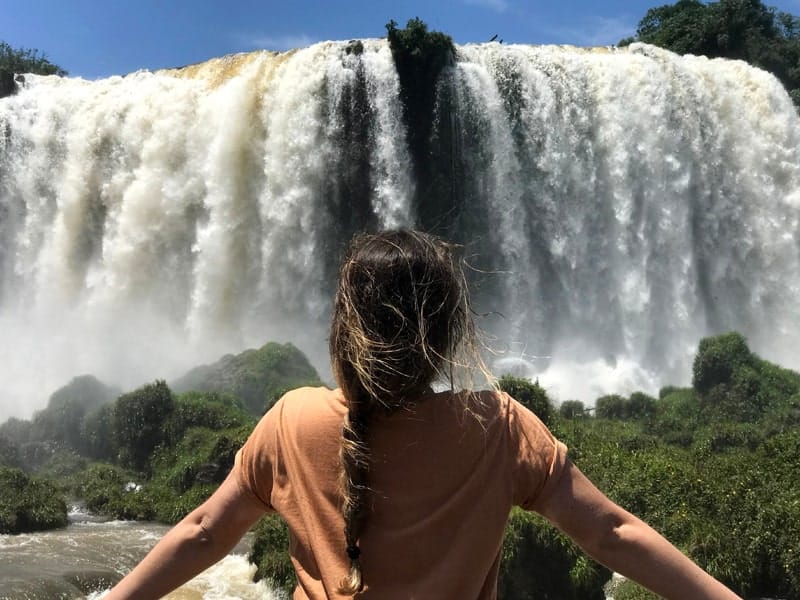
[0,72,25,98]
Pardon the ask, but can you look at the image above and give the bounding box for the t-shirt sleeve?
[232,398,283,511]
[505,393,568,511]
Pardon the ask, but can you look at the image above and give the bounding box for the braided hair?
[329,230,484,594]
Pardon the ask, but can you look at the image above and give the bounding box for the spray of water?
[1,40,798,419]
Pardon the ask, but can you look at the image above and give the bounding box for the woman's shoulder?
[274,385,348,422]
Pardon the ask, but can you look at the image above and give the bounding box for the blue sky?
[3,0,800,79]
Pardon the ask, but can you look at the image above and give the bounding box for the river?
[0,507,281,600]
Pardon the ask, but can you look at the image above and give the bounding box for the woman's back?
[235,386,566,598]
[104,230,741,600]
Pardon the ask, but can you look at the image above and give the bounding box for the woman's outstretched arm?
[105,470,267,600]
[536,460,742,600]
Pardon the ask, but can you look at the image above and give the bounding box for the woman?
[107,230,740,599]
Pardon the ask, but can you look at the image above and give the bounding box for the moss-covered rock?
[172,342,321,415]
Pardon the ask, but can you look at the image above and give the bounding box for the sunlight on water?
[87,555,282,600]
[1,40,799,419]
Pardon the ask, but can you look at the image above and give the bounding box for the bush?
[646,388,701,445]
[173,343,321,415]
[498,508,609,599]
[692,332,800,423]
[0,435,21,468]
[151,425,251,494]
[498,375,554,426]
[628,392,657,420]
[595,394,629,419]
[29,375,119,452]
[114,381,174,472]
[559,400,586,419]
[249,514,295,596]
[692,332,754,395]
[81,403,118,462]
[606,577,660,600]
[0,466,67,533]
[164,392,253,445]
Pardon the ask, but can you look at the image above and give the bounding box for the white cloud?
[462,0,510,13]
[553,15,636,47]
[234,33,316,52]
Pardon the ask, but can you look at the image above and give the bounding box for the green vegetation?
[31,375,120,454]
[2,333,799,598]
[498,375,554,426]
[499,508,608,599]
[172,342,321,415]
[0,41,67,76]
[0,341,315,532]
[595,391,657,420]
[384,19,459,234]
[0,466,67,533]
[249,514,295,596]
[622,0,800,105]
[1,41,67,97]
[71,387,256,524]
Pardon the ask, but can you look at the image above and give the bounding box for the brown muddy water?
[0,506,281,599]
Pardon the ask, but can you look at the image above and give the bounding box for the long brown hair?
[329,230,485,595]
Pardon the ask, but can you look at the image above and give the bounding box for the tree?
[114,381,175,472]
[0,41,66,75]
[595,394,629,419]
[497,375,554,426]
[692,332,753,395]
[621,0,800,105]
[559,400,586,419]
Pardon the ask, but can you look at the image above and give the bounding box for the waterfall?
[1,40,798,419]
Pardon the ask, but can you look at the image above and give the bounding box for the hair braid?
[337,394,370,595]
[329,230,492,595]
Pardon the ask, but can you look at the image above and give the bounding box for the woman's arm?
[105,470,267,600]
[536,460,741,600]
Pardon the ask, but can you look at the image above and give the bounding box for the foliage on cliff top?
[0,41,67,76]
[384,18,456,214]
[621,0,800,105]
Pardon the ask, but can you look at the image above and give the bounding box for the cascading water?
[1,39,798,420]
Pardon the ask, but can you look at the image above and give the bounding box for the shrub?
[692,332,754,395]
[559,400,586,419]
[81,403,118,462]
[29,375,119,452]
[151,425,251,494]
[0,436,21,468]
[172,343,321,415]
[498,508,609,599]
[114,381,174,472]
[628,392,657,420]
[498,375,554,426]
[646,388,701,445]
[0,466,67,533]
[606,577,660,600]
[249,514,295,596]
[164,392,252,444]
[595,394,629,419]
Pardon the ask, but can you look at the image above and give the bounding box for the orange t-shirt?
[234,386,567,599]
